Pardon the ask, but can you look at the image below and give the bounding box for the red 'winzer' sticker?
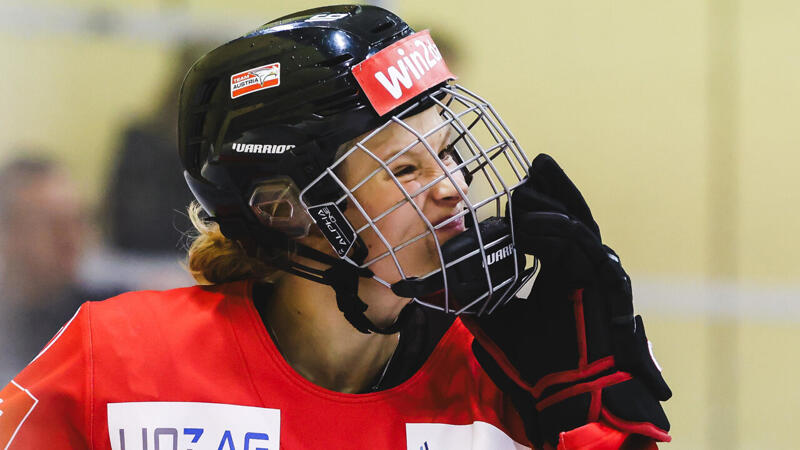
[351,30,455,116]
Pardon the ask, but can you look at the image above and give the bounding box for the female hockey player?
[0,5,670,449]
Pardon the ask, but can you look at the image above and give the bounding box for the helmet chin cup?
[391,217,534,316]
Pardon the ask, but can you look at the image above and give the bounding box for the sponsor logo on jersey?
[231,63,280,99]
[486,244,514,266]
[352,30,455,116]
[0,381,39,448]
[107,402,280,450]
[405,421,530,450]
[231,143,295,154]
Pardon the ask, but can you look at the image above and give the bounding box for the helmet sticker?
[351,30,455,115]
[231,63,280,99]
[307,203,357,257]
[305,13,349,22]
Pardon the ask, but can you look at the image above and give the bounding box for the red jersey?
[0,281,641,449]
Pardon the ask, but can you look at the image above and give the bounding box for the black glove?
[462,154,671,447]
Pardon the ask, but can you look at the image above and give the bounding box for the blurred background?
[1,0,798,448]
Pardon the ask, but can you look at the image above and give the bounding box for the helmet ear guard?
[248,177,314,239]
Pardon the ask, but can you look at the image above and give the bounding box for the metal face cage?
[300,83,537,315]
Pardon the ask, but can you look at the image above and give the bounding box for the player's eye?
[392,165,417,178]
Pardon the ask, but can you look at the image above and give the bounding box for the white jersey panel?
[405,421,530,450]
[107,402,280,450]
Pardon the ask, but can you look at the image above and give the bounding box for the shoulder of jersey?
[87,282,248,327]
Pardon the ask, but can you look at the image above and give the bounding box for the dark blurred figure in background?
[105,45,207,256]
[0,156,121,383]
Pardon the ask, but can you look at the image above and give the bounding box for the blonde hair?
[185,202,274,285]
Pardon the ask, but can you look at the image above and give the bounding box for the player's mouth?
[433,212,466,238]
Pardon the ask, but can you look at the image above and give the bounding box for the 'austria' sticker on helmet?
[231,63,280,99]
[351,30,455,116]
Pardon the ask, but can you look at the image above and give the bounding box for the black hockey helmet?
[180,5,418,234]
[179,5,536,332]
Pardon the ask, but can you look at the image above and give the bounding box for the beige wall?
[0,35,172,204]
[2,1,799,448]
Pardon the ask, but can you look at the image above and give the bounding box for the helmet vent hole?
[192,78,219,106]
[371,19,395,33]
[318,53,354,67]
[186,142,203,171]
[187,112,206,140]
[313,88,361,116]
[372,28,409,47]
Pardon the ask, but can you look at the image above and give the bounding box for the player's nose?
[429,165,468,205]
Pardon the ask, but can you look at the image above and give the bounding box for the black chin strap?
[216,217,409,335]
[323,259,405,335]
[284,241,408,335]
